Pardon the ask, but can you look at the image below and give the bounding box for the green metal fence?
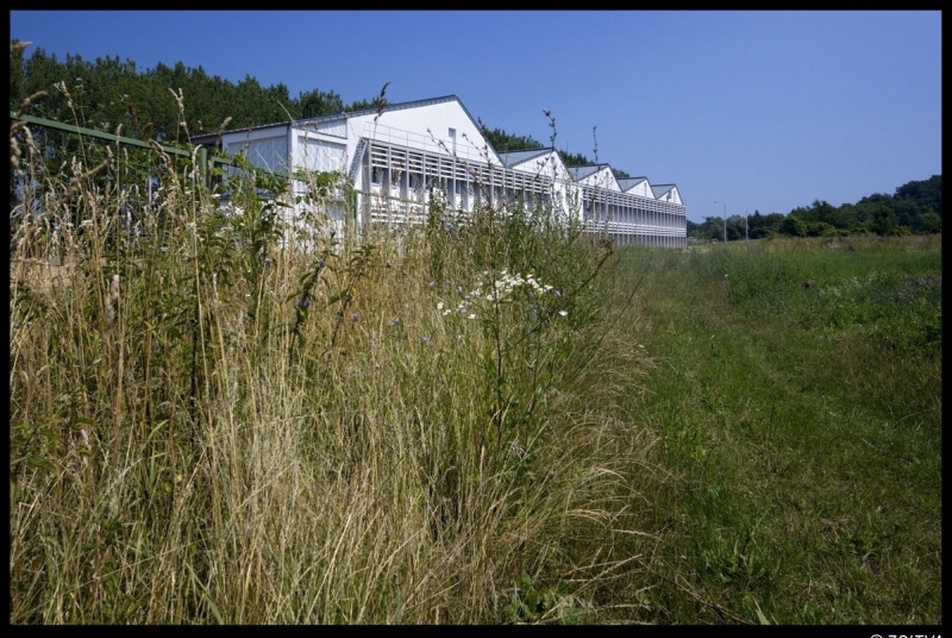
[9,110,292,185]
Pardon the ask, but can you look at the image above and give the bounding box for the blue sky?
[9,10,942,223]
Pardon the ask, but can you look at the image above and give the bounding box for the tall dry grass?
[9,113,662,623]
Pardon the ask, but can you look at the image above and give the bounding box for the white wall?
[652,186,683,206]
[622,179,653,198]
[293,135,347,173]
[346,99,500,165]
[225,133,290,172]
[578,166,620,192]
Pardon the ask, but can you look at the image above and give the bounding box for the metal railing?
[9,110,291,184]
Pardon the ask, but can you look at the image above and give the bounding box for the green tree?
[829,203,859,232]
[343,97,384,113]
[726,214,747,241]
[297,88,345,118]
[918,211,942,234]
[894,175,941,231]
[780,215,807,238]
[747,211,765,239]
[481,126,545,153]
[869,204,901,236]
[762,213,786,237]
[559,150,590,167]
[693,217,726,241]
[894,174,941,211]
[18,46,70,119]
[9,39,28,110]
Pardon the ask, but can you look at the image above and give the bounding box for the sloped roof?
[498,148,551,167]
[617,177,649,190]
[193,95,480,140]
[651,184,677,198]
[295,94,472,127]
[566,164,603,181]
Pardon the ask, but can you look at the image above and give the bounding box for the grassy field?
[8,127,942,623]
[619,235,942,624]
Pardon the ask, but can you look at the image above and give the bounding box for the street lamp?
[714,200,727,243]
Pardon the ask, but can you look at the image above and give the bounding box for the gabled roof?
[617,177,649,190]
[295,94,479,128]
[192,95,482,141]
[568,164,622,192]
[651,184,677,198]
[498,148,551,167]
[566,164,602,181]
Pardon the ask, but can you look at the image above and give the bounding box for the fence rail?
[9,111,290,183]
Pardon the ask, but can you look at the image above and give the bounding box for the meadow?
[9,128,942,624]
[621,234,941,624]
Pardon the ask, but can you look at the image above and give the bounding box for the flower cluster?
[437,269,564,320]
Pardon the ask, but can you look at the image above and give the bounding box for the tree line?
[9,41,387,143]
[688,174,942,241]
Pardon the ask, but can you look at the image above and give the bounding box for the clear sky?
[9,10,942,222]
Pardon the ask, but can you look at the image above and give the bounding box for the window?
[371,167,381,185]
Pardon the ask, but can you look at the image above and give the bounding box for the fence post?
[196,145,208,188]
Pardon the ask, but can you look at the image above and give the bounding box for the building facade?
[192,95,687,248]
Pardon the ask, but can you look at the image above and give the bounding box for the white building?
[192,94,687,248]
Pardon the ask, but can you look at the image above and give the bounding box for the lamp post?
[714,200,727,243]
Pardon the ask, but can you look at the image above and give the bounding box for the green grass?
[617,235,941,624]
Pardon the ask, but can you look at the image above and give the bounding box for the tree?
[746,210,775,239]
[761,213,786,237]
[726,214,747,241]
[18,46,71,120]
[9,39,28,110]
[780,215,807,237]
[343,97,384,113]
[480,126,544,153]
[894,174,941,210]
[297,88,344,118]
[869,204,901,236]
[691,217,725,241]
[558,150,590,167]
[829,203,859,233]
[918,211,942,234]
[894,175,941,231]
